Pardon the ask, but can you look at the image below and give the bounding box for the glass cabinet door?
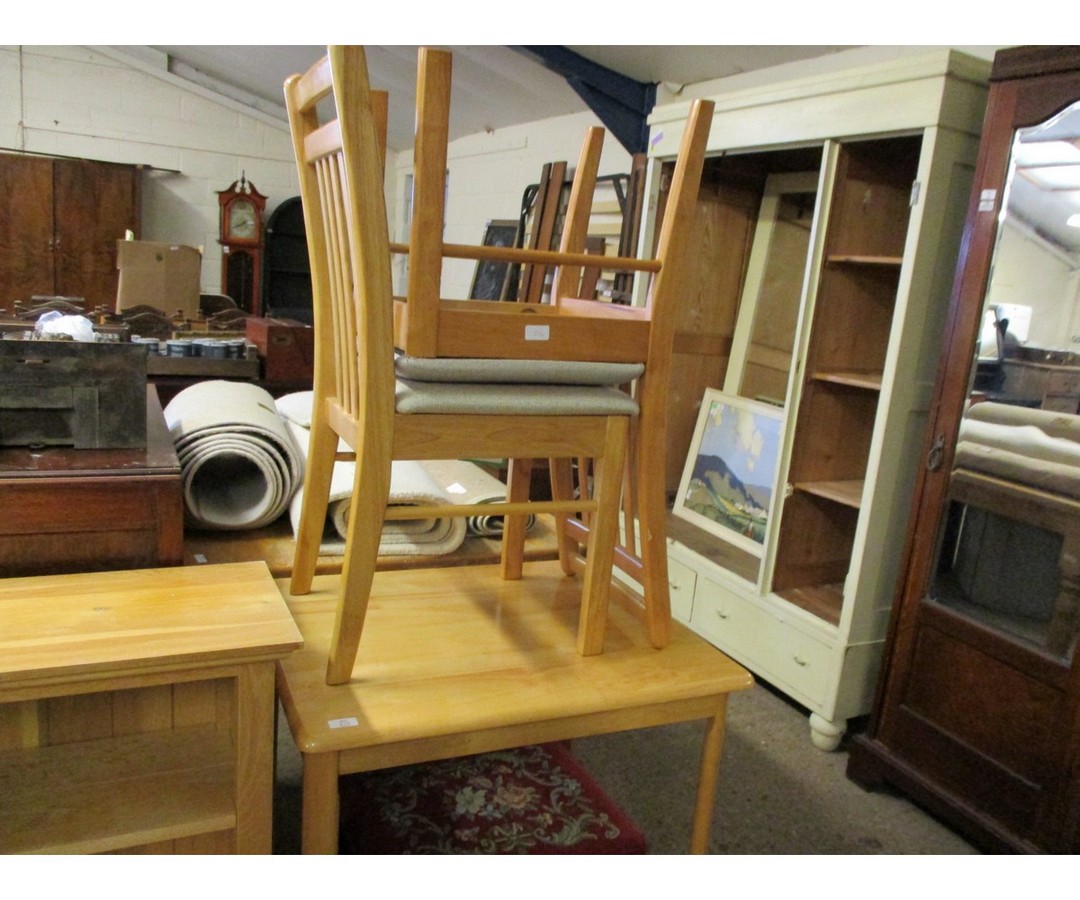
[927,98,1080,664]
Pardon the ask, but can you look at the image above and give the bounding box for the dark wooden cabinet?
[262,196,313,324]
[0,386,182,577]
[846,46,1080,854]
[0,153,141,314]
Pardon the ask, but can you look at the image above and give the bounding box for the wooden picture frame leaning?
[674,389,784,557]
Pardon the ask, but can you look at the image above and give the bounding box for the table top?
[0,386,179,478]
[0,560,302,690]
[275,560,754,763]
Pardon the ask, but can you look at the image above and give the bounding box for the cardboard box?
[116,241,201,320]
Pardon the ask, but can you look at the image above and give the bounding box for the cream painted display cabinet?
[633,50,991,749]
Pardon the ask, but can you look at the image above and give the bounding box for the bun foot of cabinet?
[809,713,846,751]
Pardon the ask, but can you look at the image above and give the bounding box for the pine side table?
[0,560,302,854]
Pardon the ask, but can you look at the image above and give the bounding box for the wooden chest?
[245,317,314,389]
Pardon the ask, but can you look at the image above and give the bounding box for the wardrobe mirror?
[929,98,1080,662]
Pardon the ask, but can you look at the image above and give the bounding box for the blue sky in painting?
[698,397,782,491]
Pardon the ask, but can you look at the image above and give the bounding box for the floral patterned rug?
[338,743,647,854]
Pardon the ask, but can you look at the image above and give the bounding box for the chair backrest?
[284,47,393,444]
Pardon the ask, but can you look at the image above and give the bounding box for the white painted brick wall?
[1,45,302,294]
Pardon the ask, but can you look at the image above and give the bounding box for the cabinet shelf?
[811,370,883,391]
[776,582,844,626]
[826,254,903,267]
[793,479,864,509]
[0,725,235,854]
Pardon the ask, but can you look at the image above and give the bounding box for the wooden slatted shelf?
[826,254,904,267]
[812,370,883,391]
[0,725,235,854]
[776,582,844,626]
[793,479,864,509]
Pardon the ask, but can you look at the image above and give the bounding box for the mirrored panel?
[931,100,1080,663]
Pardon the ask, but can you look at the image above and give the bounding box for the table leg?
[301,751,340,854]
[690,697,729,853]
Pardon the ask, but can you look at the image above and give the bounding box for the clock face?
[228,199,258,241]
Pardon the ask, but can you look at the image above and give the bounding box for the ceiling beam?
[511,46,656,155]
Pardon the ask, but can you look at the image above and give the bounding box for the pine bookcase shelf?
[794,479,864,508]
[812,371,884,391]
[0,725,236,854]
[826,255,904,266]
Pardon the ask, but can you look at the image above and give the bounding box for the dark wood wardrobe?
[846,45,1080,854]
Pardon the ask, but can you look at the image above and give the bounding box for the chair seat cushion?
[337,743,647,854]
[395,378,639,415]
[395,355,644,386]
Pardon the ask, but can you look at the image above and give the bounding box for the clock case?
[217,177,267,315]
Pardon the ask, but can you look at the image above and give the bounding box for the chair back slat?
[552,127,605,302]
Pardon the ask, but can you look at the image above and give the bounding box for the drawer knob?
[794,655,809,667]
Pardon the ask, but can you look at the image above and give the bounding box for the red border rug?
[338,742,647,854]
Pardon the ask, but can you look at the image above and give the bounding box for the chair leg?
[500,457,533,580]
[325,447,391,685]
[290,413,339,596]
[635,422,672,649]
[576,415,629,656]
[549,457,578,576]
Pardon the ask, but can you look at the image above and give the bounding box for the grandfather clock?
[217,175,267,315]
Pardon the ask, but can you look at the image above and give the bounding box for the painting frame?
[673,389,785,557]
[468,219,520,300]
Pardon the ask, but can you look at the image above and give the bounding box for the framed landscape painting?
[673,389,784,557]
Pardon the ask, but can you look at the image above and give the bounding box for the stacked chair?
[284,45,713,685]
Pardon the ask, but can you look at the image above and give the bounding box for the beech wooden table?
[275,560,754,854]
[0,561,302,854]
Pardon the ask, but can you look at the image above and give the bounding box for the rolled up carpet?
[278,404,466,557]
[421,458,536,537]
[163,380,303,531]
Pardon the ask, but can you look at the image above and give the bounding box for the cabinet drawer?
[667,554,697,624]
[691,577,832,705]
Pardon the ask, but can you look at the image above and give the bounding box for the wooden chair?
[285,46,712,685]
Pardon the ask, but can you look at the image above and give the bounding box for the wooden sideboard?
[0,385,183,576]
